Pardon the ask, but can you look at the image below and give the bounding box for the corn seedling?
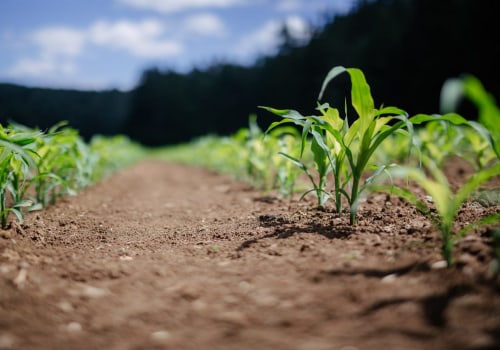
[262,66,413,224]
[273,130,302,197]
[243,115,279,190]
[372,128,413,166]
[239,116,301,193]
[0,124,40,227]
[441,74,500,163]
[378,153,500,266]
[415,120,465,167]
[32,124,82,206]
[260,109,333,207]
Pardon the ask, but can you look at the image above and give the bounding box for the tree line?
[1,0,499,146]
[0,84,128,138]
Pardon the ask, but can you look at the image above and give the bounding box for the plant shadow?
[318,265,477,331]
[236,213,353,252]
[359,284,473,329]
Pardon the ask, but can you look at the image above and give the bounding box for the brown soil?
[1,160,500,350]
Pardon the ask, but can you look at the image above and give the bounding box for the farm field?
[1,159,499,350]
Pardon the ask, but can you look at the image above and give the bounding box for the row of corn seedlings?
[260,66,500,267]
[156,114,304,197]
[0,122,144,229]
[159,66,500,268]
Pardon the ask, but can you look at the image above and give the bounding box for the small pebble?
[431,260,448,269]
[69,284,110,299]
[381,273,397,283]
[150,330,171,342]
[66,322,82,333]
[0,334,15,349]
[57,300,74,313]
[82,285,109,298]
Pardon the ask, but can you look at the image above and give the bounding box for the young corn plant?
[244,115,280,190]
[31,123,88,206]
[272,130,302,197]
[239,116,302,194]
[441,74,500,163]
[372,128,413,166]
[262,112,333,208]
[0,124,40,228]
[377,110,500,266]
[415,120,466,168]
[262,66,413,224]
[380,154,500,267]
[89,134,145,181]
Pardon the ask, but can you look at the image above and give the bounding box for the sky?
[0,0,357,91]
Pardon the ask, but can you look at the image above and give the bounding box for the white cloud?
[7,27,83,79]
[7,18,184,81]
[118,0,248,13]
[237,20,281,57]
[9,56,76,78]
[284,15,311,43]
[182,13,226,37]
[89,19,183,58]
[236,16,311,59]
[31,27,85,57]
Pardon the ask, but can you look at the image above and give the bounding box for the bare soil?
[1,160,499,350]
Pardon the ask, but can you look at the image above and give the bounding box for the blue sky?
[0,0,356,91]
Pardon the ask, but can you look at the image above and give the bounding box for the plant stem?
[334,173,342,213]
[318,174,327,207]
[333,158,343,213]
[349,174,361,225]
[1,191,7,229]
[441,225,453,266]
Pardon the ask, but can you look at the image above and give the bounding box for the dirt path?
[1,160,499,350]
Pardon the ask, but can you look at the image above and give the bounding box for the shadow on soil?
[360,284,472,328]
[236,213,353,252]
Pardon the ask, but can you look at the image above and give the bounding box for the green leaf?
[372,184,431,217]
[318,66,347,101]
[258,106,305,120]
[391,162,452,225]
[310,130,330,177]
[9,207,24,224]
[279,152,307,171]
[468,120,500,160]
[457,214,500,238]
[455,162,500,209]
[12,199,33,208]
[409,113,469,125]
[27,202,43,212]
[375,106,407,116]
[440,78,464,114]
[347,68,375,134]
[0,139,38,169]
